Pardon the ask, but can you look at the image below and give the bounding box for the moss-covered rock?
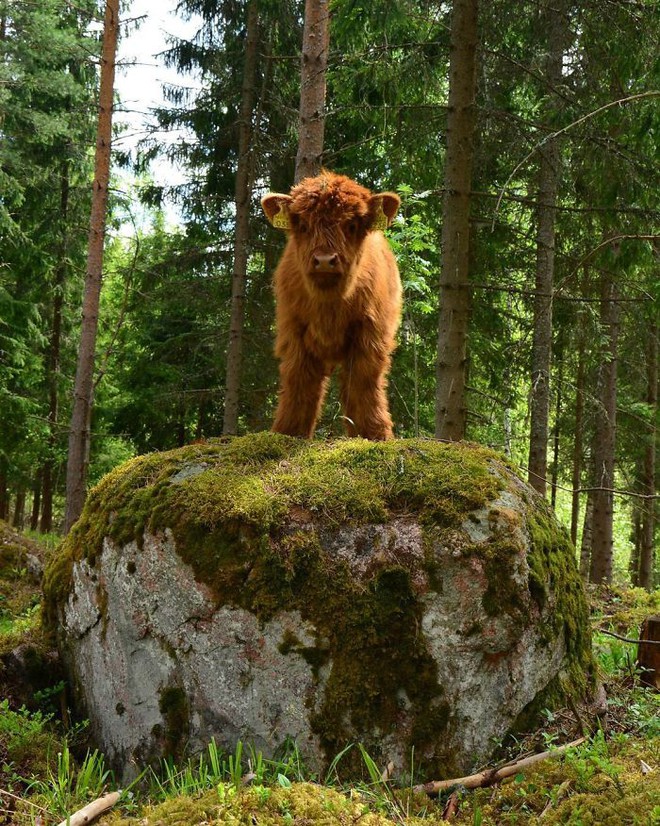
[44,435,593,782]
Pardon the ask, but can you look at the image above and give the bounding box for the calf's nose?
[312,252,340,272]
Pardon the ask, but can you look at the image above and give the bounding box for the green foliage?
[0,0,99,524]
[0,519,43,641]
[149,738,314,804]
[0,700,54,767]
[23,741,113,821]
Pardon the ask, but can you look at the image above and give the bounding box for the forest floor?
[0,521,658,825]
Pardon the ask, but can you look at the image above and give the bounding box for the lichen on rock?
[44,434,594,781]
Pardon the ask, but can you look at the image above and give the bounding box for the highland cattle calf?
[261,171,402,440]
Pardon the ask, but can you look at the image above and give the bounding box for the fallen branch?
[415,738,586,795]
[597,628,660,646]
[0,787,51,817]
[56,791,121,826]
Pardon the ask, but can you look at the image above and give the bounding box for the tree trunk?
[639,321,657,590]
[527,0,568,495]
[30,472,41,532]
[637,616,660,690]
[570,319,587,546]
[550,343,563,510]
[589,273,620,585]
[579,492,593,582]
[222,0,260,435]
[294,0,330,182]
[64,0,119,533]
[435,0,478,441]
[629,503,642,587]
[195,397,208,441]
[42,161,69,532]
[12,489,25,530]
[0,461,8,522]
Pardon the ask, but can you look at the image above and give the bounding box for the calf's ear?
[261,194,292,230]
[369,192,401,230]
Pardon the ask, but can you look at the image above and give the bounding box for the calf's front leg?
[272,345,329,438]
[340,349,394,441]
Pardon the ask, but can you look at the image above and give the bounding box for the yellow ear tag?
[272,206,291,230]
[372,201,389,232]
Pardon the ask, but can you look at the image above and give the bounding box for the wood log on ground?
[638,615,660,689]
[55,791,121,826]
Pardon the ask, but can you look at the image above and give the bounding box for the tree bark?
[0,461,9,522]
[435,0,478,442]
[550,341,563,510]
[64,0,119,533]
[629,503,642,587]
[222,0,260,435]
[527,0,568,495]
[570,317,587,546]
[639,321,657,590]
[637,616,660,690]
[579,492,593,582]
[42,161,69,532]
[30,471,41,531]
[294,0,330,182]
[589,273,620,584]
[12,489,25,530]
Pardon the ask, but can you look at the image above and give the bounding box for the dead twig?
[598,628,660,646]
[415,738,586,796]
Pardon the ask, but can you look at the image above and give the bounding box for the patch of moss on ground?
[0,520,43,632]
[454,732,660,825]
[115,782,448,825]
[593,584,660,635]
[105,726,660,824]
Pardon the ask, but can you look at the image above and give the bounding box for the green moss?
[44,436,501,626]
[455,734,660,825]
[278,628,331,677]
[0,701,61,792]
[524,499,594,698]
[159,685,189,761]
[0,520,44,634]
[117,782,435,825]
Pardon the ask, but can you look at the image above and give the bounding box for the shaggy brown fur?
[261,171,402,440]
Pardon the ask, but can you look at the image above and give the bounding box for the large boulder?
[44,435,593,781]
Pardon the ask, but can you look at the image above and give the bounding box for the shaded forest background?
[0,0,658,586]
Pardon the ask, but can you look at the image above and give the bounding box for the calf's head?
[262,171,400,293]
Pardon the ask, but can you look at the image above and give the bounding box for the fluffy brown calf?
[261,171,402,440]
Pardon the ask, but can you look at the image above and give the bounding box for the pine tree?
[295,0,330,181]
[435,0,479,441]
[222,0,260,435]
[65,0,120,532]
